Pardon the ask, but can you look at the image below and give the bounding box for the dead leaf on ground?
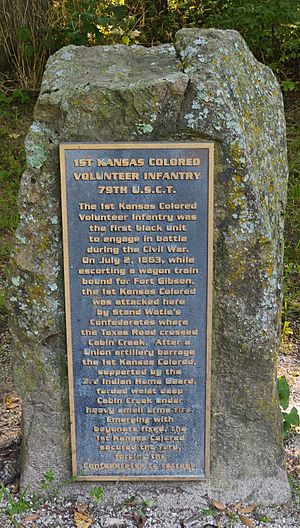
[76,502,89,513]
[24,513,40,522]
[239,513,255,527]
[239,504,256,514]
[132,514,146,528]
[74,510,93,528]
[233,500,242,510]
[212,501,226,511]
[11,482,19,493]
[6,402,19,410]
[5,396,20,410]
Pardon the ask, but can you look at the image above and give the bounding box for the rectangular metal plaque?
[60,142,213,481]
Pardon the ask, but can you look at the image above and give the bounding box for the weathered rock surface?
[9,29,290,505]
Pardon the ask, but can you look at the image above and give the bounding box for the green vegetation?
[0,0,54,90]
[89,485,104,502]
[0,1,299,89]
[0,91,34,247]
[203,0,300,78]
[0,482,31,527]
[0,90,35,327]
[40,467,55,489]
[283,95,300,332]
[200,501,256,527]
[124,495,156,525]
[0,469,76,526]
[277,376,300,435]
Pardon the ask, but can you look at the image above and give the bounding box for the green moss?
[39,236,50,252]
[27,284,46,303]
[254,385,281,431]
[73,96,84,106]
[227,257,247,283]
[226,185,245,210]
[231,143,243,170]
[16,350,45,393]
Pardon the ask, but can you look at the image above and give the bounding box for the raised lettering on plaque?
[60,142,213,481]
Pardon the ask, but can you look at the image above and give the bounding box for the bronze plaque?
[60,142,213,481]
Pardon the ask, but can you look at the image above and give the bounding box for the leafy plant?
[40,467,55,489]
[0,469,78,527]
[89,485,104,502]
[126,495,155,513]
[124,495,155,527]
[0,482,31,526]
[277,375,300,435]
[281,320,294,352]
[48,1,140,48]
[201,506,219,517]
[0,0,55,89]
[203,0,300,77]
[283,97,300,329]
[278,375,292,409]
[281,80,297,92]
[38,470,76,502]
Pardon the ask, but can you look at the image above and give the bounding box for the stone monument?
[9,28,290,507]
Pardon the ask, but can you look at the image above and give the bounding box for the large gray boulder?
[9,28,290,506]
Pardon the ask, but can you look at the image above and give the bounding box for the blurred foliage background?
[0,0,299,89]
